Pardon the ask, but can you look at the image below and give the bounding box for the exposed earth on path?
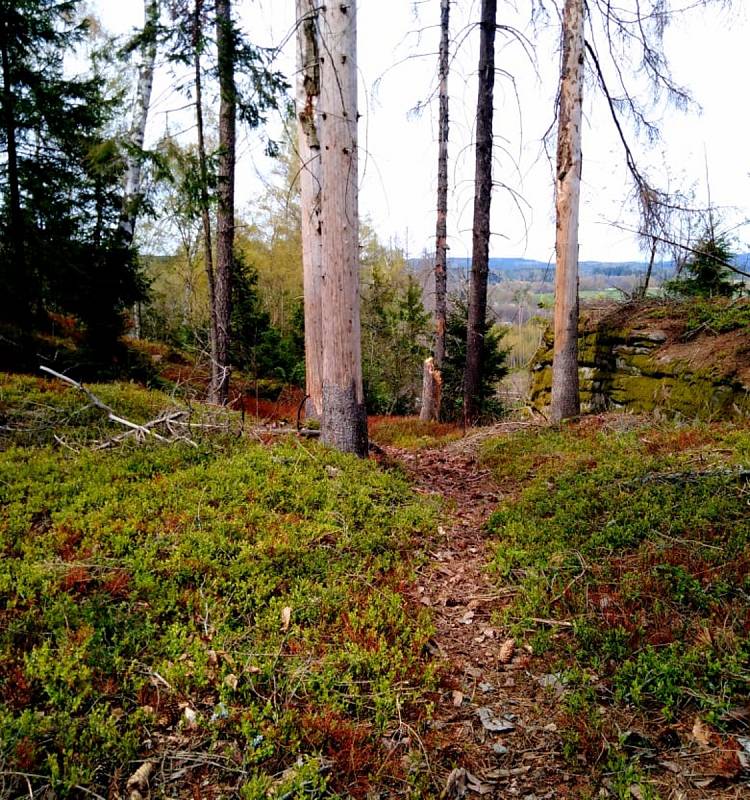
[373,417,750,799]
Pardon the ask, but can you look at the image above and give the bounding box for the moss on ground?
[0,375,438,798]
[482,417,750,780]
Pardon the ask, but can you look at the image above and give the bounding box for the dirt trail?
[379,430,749,800]
[379,434,579,799]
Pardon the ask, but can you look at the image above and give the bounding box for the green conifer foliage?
[0,0,143,356]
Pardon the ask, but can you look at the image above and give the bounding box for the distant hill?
[408,254,750,284]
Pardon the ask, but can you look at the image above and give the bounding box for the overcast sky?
[91,0,750,263]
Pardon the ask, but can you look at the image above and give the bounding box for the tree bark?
[0,9,28,322]
[639,238,657,299]
[296,0,323,420]
[319,1,367,456]
[419,357,442,422]
[119,0,159,247]
[550,0,584,423]
[434,0,450,370]
[211,0,236,406]
[463,0,497,426]
[421,0,450,422]
[192,0,218,393]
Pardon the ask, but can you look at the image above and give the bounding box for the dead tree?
[463,0,497,426]
[119,0,159,247]
[550,0,584,423]
[296,0,323,420]
[120,0,160,338]
[421,0,451,422]
[210,0,236,406]
[318,1,368,455]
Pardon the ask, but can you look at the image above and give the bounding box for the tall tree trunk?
[119,0,159,246]
[193,0,218,392]
[296,0,323,420]
[319,1,367,456]
[421,0,450,422]
[550,0,584,423]
[211,0,236,406]
[463,0,497,426]
[0,10,28,323]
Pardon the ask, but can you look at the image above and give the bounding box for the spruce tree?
[0,0,142,355]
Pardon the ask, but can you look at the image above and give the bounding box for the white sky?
[91,0,750,262]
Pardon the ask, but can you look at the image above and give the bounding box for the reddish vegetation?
[301,711,381,799]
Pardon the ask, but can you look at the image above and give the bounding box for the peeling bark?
[319,1,367,456]
[296,0,323,419]
[119,0,159,246]
[419,357,442,423]
[551,0,585,423]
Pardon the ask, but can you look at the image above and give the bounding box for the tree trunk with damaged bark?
[296,0,323,420]
[421,0,450,422]
[550,0,584,423]
[463,0,497,426]
[210,0,236,406]
[318,1,367,456]
[119,0,159,247]
[419,357,442,423]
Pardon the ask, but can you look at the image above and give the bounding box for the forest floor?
[2,372,750,799]
[371,415,750,800]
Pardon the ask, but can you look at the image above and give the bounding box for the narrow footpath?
[377,427,750,800]
[379,429,578,800]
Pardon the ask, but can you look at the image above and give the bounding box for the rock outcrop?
[530,301,750,419]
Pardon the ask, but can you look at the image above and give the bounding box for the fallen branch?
[94,411,191,450]
[40,366,197,448]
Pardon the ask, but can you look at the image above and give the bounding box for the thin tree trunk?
[319,1,367,456]
[639,238,657,299]
[0,11,28,322]
[193,0,218,392]
[296,0,323,420]
[119,0,159,246]
[421,0,450,422]
[463,0,497,426]
[211,0,236,406]
[550,0,584,423]
[434,0,450,369]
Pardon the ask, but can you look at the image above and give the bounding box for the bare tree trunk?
[0,10,28,323]
[463,0,497,426]
[319,1,367,456]
[296,0,323,420]
[192,0,218,393]
[421,0,450,422]
[550,0,584,423]
[419,357,442,422]
[638,238,657,299]
[119,0,159,246]
[211,0,236,406]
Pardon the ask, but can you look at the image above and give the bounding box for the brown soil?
[376,425,750,799]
